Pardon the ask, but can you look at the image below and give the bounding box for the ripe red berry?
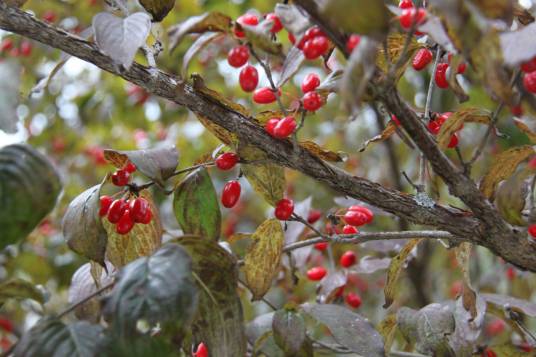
[116,209,135,234]
[99,195,113,217]
[528,224,536,239]
[42,10,57,23]
[239,65,259,92]
[139,207,153,224]
[398,0,414,8]
[273,116,296,139]
[457,62,467,74]
[129,197,150,223]
[275,198,294,220]
[345,292,362,308]
[346,34,360,53]
[108,199,127,224]
[215,152,239,170]
[112,169,130,186]
[221,180,241,208]
[340,251,357,267]
[288,32,296,45]
[314,242,328,251]
[520,342,533,352]
[0,318,13,333]
[307,209,322,224]
[506,266,516,280]
[399,8,427,29]
[521,57,536,73]
[342,225,358,234]
[265,118,280,136]
[523,72,536,93]
[306,266,327,281]
[486,319,506,336]
[227,45,249,68]
[0,39,13,52]
[235,14,259,38]
[20,41,32,57]
[193,342,208,357]
[482,348,497,357]
[348,206,374,224]
[124,161,137,173]
[253,87,278,104]
[304,27,325,40]
[447,133,459,148]
[391,115,401,126]
[435,63,449,89]
[412,48,433,71]
[428,120,441,135]
[511,105,523,117]
[302,91,323,111]
[344,211,368,227]
[301,73,320,93]
[449,280,463,298]
[436,112,452,125]
[265,13,283,33]
[303,36,329,60]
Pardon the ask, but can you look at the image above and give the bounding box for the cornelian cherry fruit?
[521,57,536,73]
[193,342,208,357]
[342,225,358,234]
[399,8,427,29]
[273,116,296,139]
[528,224,536,239]
[253,87,279,104]
[215,152,239,170]
[301,73,320,93]
[412,48,433,71]
[116,209,135,235]
[447,133,459,148]
[307,266,327,281]
[227,45,249,68]
[275,198,294,220]
[129,197,150,223]
[307,209,322,224]
[221,181,241,208]
[340,251,357,267]
[348,206,374,224]
[112,169,130,187]
[265,13,283,33]
[486,319,506,336]
[302,91,323,111]
[344,211,368,227]
[523,72,536,93]
[345,292,362,308]
[239,65,259,92]
[20,41,32,57]
[0,39,13,52]
[346,34,360,53]
[398,0,414,8]
[235,14,259,38]
[482,348,497,357]
[435,63,449,89]
[314,242,328,251]
[303,36,329,60]
[265,118,280,136]
[99,196,113,217]
[108,199,127,224]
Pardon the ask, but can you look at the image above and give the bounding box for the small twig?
[290,213,328,239]
[238,278,277,310]
[387,14,421,83]
[57,281,115,319]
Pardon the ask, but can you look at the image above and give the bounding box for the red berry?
[301,73,321,93]
[0,39,13,52]
[215,152,239,170]
[523,72,536,93]
[108,199,127,224]
[0,318,13,333]
[528,224,536,239]
[235,14,259,38]
[398,0,414,9]
[303,36,329,60]
[193,342,208,357]
[348,206,374,224]
[520,342,533,352]
[129,197,150,223]
[275,198,294,220]
[486,319,506,336]
[302,91,323,111]
[342,225,358,234]
[116,209,135,234]
[239,65,259,92]
[112,169,130,186]
[399,8,427,29]
[314,242,328,251]
[506,266,516,280]
[511,105,523,117]
[340,251,357,267]
[344,211,368,227]
[304,27,325,40]
[345,292,362,308]
[273,116,296,139]
[482,348,497,357]
[124,161,137,173]
[227,45,249,68]
[346,34,360,53]
[449,280,463,298]
[306,266,327,281]
[412,48,433,71]
[99,195,113,217]
[307,209,322,224]
[288,32,296,44]
[447,133,458,148]
[391,115,401,126]
[265,118,280,136]
[521,57,536,73]
[42,10,57,23]
[20,41,32,57]
[435,63,449,89]
[428,120,441,135]
[253,87,278,104]
[265,13,283,33]
[138,207,153,224]
[457,62,467,74]
[436,112,452,125]
[221,181,241,208]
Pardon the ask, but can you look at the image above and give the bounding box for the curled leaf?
[0,278,45,306]
[360,121,397,152]
[454,243,478,320]
[299,140,344,162]
[437,108,491,149]
[168,12,232,51]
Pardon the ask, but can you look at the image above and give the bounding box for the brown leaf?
[480,146,535,200]
[244,219,284,300]
[383,239,422,308]
[227,233,252,243]
[446,55,469,103]
[197,115,237,146]
[378,314,397,354]
[514,119,536,144]
[455,242,478,320]
[514,3,535,25]
[255,110,286,125]
[437,108,492,149]
[472,0,514,22]
[192,74,250,117]
[168,12,232,51]
[299,141,344,162]
[359,122,397,152]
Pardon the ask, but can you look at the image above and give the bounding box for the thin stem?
[238,278,277,310]
[57,281,115,318]
[424,47,441,120]
[290,213,328,239]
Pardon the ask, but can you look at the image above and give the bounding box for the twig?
[238,278,277,310]
[424,47,441,121]
[57,281,115,318]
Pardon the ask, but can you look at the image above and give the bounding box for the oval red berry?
[273,116,296,139]
[301,73,321,93]
[221,180,241,208]
[274,198,294,220]
[227,45,249,68]
[215,152,239,170]
[306,266,327,281]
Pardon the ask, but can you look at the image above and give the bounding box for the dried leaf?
[182,33,223,77]
[244,219,284,300]
[514,3,535,25]
[447,54,469,103]
[437,108,491,149]
[377,33,422,81]
[514,119,536,144]
[0,278,45,306]
[359,122,397,152]
[455,243,478,320]
[255,110,285,125]
[378,314,397,354]
[383,238,422,308]
[480,146,535,200]
[168,12,232,51]
[227,233,252,243]
[472,0,514,22]
[299,140,343,162]
[197,115,237,146]
[277,46,305,88]
[488,344,533,357]
[191,74,250,117]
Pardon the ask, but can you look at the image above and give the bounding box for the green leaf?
[103,243,198,336]
[0,144,61,249]
[272,308,312,356]
[62,183,107,266]
[14,318,104,357]
[244,219,284,300]
[173,167,221,241]
[100,335,178,357]
[0,278,45,306]
[176,236,247,357]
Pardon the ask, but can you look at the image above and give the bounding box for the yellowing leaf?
[514,119,536,144]
[197,114,237,146]
[255,110,286,125]
[168,12,233,51]
[238,145,285,206]
[437,108,492,149]
[495,169,531,226]
[0,278,45,306]
[455,242,478,320]
[377,33,423,81]
[299,141,344,162]
[378,314,397,354]
[480,146,535,200]
[227,233,253,243]
[383,239,422,308]
[244,219,284,300]
[360,122,397,152]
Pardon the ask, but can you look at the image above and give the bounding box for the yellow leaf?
[227,232,252,243]
[514,119,536,144]
[495,170,531,226]
[197,115,237,146]
[299,141,344,162]
[255,110,286,124]
[360,122,397,152]
[437,108,491,149]
[377,33,423,81]
[244,219,284,300]
[383,239,422,308]
[378,314,397,355]
[480,146,535,200]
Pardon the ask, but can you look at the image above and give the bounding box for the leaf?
[320,0,389,39]
[350,256,391,274]
[514,119,536,144]
[238,144,285,206]
[495,169,530,226]
[14,318,104,357]
[244,219,285,301]
[378,314,397,354]
[317,271,347,304]
[138,0,175,22]
[197,114,237,146]
[489,344,534,356]
[449,295,486,355]
[0,278,45,306]
[414,303,456,355]
[176,237,247,357]
[446,55,470,103]
[377,33,423,81]
[274,4,312,37]
[103,190,162,267]
[103,243,198,336]
[301,303,385,356]
[182,32,223,76]
[479,146,535,200]
[482,293,536,317]
[272,308,312,356]
[472,0,514,21]
[104,146,178,187]
[168,12,232,51]
[277,46,305,88]
[246,312,284,357]
[437,108,492,149]
[62,183,108,266]
[454,242,478,320]
[383,238,422,308]
[316,69,343,96]
[93,12,151,69]
[514,3,535,25]
[242,21,283,56]
[173,167,221,241]
[0,61,21,133]
[359,122,397,152]
[299,140,344,162]
[0,144,61,249]
[417,16,456,53]
[500,22,536,67]
[191,74,250,117]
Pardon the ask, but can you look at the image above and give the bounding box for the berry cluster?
[398,0,427,34]
[99,195,153,235]
[0,38,33,58]
[289,26,331,60]
[411,49,467,89]
[522,57,536,94]
[427,112,460,148]
[111,161,137,187]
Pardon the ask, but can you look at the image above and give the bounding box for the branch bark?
[1,3,535,271]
